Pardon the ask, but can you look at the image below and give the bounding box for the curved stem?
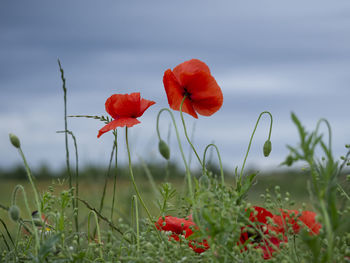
[13,185,40,254]
[17,149,41,217]
[179,96,203,166]
[315,118,332,156]
[202,143,224,185]
[87,211,103,259]
[156,108,193,197]
[238,111,273,186]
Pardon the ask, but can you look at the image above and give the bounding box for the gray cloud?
[1,0,349,170]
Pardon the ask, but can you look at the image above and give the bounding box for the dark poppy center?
[182,87,192,100]
[246,230,262,243]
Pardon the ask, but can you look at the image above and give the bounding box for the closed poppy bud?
[158,140,170,160]
[263,140,272,157]
[9,133,21,149]
[9,205,20,222]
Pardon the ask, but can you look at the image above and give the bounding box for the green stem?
[238,111,273,187]
[58,59,72,189]
[111,130,118,222]
[315,118,332,156]
[133,195,140,252]
[77,197,128,242]
[57,130,79,233]
[17,148,41,217]
[0,218,14,247]
[202,143,225,184]
[99,143,115,214]
[13,185,40,255]
[87,211,103,259]
[320,199,333,261]
[156,108,193,198]
[125,128,153,224]
[179,95,203,166]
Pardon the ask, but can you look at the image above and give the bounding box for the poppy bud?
[263,140,272,157]
[9,133,21,149]
[158,140,170,160]
[8,205,20,222]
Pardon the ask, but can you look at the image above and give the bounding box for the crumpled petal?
[105,93,141,119]
[163,69,198,118]
[97,118,140,138]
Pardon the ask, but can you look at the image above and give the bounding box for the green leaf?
[38,234,61,260]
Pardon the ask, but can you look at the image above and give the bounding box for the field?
[1,59,350,262]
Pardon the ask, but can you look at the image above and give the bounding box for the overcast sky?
[1,1,349,172]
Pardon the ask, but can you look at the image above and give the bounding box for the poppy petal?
[172,59,211,81]
[299,211,321,235]
[139,98,156,116]
[97,118,140,138]
[181,71,223,116]
[105,93,141,118]
[163,69,198,118]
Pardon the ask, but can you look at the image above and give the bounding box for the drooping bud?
[263,140,272,157]
[158,140,170,160]
[8,205,20,222]
[9,133,21,148]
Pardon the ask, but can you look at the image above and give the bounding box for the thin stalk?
[87,211,103,259]
[179,95,203,166]
[0,218,14,247]
[77,197,129,242]
[315,118,332,157]
[238,111,273,187]
[17,148,41,217]
[133,195,140,252]
[156,108,193,197]
[125,128,153,221]
[110,130,118,222]
[99,143,115,214]
[57,130,79,233]
[320,199,334,261]
[13,185,40,255]
[202,143,224,184]
[125,128,163,242]
[58,59,72,189]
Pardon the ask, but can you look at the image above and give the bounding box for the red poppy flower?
[156,215,209,254]
[163,59,223,119]
[271,209,321,235]
[97,92,155,138]
[239,206,284,260]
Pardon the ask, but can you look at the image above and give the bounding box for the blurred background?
[1,0,349,177]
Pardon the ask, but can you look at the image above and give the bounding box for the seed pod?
[8,205,20,222]
[158,140,170,160]
[9,133,21,148]
[263,140,272,157]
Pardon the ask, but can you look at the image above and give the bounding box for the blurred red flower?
[240,206,284,260]
[156,215,209,253]
[271,209,321,235]
[163,59,223,119]
[97,92,155,138]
